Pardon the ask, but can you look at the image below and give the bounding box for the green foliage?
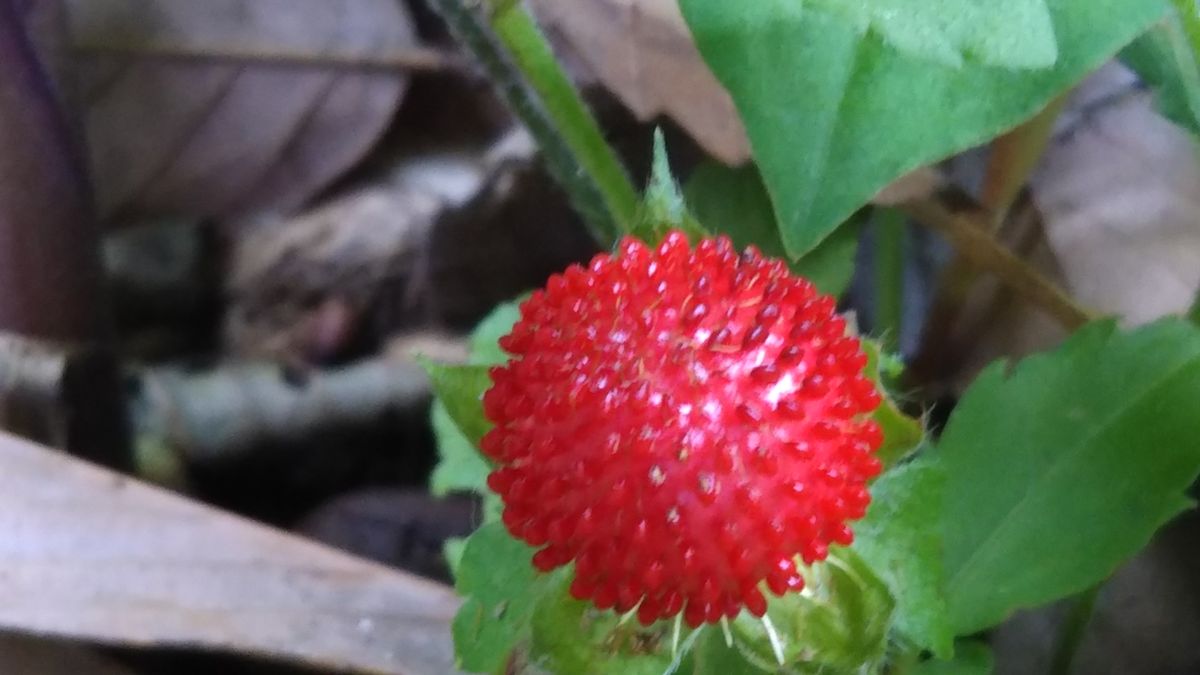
[529,581,677,675]
[684,162,861,297]
[422,361,493,446]
[635,130,709,243]
[469,299,523,365]
[1122,20,1200,135]
[428,298,523,503]
[731,549,893,673]
[860,339,925,467]
[809,0,1057,69]
[679,0,1169,257]
[853,459,953,659]
[429,401,492,498]
[937,319,1200,634]
[691,630,771,675]
[453,523,566,673]
[912,641,994,675]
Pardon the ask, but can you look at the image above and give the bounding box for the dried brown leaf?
[1033,64,1200,324]
[531,0,750,164]
[66,0,417,222]
[0,430,459,675]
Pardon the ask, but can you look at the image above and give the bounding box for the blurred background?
[0,0,1196,673]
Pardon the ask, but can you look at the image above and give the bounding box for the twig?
[427,0,636,244]
[0,330,443,484]
[131,356,435,483]
[73,40,461,74]
[901,192,1094,331]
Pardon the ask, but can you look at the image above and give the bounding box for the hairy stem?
[489,1,639,234]
[902,194,1094,331]
[426,0,623,243]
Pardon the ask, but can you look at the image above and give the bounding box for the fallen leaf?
[530,0,751,165]
[65,0,418,222]
[0,430,459,675]
[1033,62,1200,324]
[937,63,1200,393]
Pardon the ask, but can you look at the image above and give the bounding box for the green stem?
[490,0,639,236]
[1188,288,1200,326]
[1166,1,1200,130]
[1171,0,1200,61]
[874,208,906,353]
[1050,585,1101,675]
[425,0,629,244]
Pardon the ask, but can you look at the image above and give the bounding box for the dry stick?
[73,40,462,74]
[901,194,1094,331]
[0,330,438,485]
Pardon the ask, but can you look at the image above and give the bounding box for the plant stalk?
[902,194,1094,331]
[490,1,639,233]
[427,0,637,245]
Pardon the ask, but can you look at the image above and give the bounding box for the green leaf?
[912,641,994,675]
[683,162,861,297]
[429,400,492,497]
[809,0,1057,69]
[853,459,953,659]
[692,630,772,675]
[469,300,523,366]
[938,319,1200,634]
[444,536,467,579]
[422,362,493,446]
[679,0,1169,257]
[452,522,563,672]
[529,579,677,675]
[634,130,709,244]
[861,339,925,467]
[1122,19,1200,135]
[731,549,893,673]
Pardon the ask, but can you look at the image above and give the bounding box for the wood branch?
[0,330,451,482]
[132,357,434,464]
[0,429,460,674]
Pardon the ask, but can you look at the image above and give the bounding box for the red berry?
[481,231,884,626]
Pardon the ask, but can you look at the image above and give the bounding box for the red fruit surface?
[480,232,884,627]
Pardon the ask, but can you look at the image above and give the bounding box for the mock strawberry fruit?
[480,231,884,627]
